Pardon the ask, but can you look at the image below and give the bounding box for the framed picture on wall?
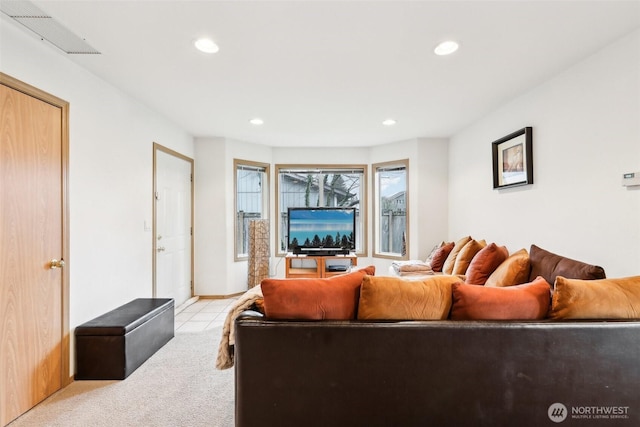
[492,127,533,189]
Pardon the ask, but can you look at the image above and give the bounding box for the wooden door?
[0,74,69,426]
[153,144,193,308]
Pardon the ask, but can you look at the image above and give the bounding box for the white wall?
[194,137,273,296]
[1,21,194,335]
[448,29,640,277]
[193,137,228,295]
[415,138,450,256]
[369,138,449,274]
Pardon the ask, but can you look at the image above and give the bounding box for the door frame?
[0,72,71,385]
[152,143,195,299]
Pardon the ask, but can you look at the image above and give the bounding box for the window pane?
[235,160,268,260]
[374,161,408,258]
[277,166,366,255]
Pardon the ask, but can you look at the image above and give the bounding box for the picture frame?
[492,127,533,189]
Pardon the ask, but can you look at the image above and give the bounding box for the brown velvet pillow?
[261,266,375,320]
[430,242,454,272]
[484,249,531,287]
[465,243,509,286]
[442,236,472,275]
[451,276,551,320]
[549,276,640,319]
[529,244,606,286]
[357,275,463,320]
[452,239,486,276]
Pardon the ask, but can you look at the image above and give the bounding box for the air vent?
[1,0,100,54]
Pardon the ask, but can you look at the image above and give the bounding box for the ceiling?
[8,1,640,147]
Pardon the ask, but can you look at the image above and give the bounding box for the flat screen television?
[287,207,356,254]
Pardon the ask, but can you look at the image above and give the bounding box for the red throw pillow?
[450,276,551,320]
[465,243,509,286]
[430,242,454,272]
[261,266,375,320]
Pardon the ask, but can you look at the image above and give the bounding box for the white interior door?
[154,146,193,307]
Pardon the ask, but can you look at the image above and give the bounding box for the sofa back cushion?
[442,236,472,275]
[529,244,606,286]
[261,266,375,320]
[549,276,640,319]
[452,239,486,275]
[484,248,530,287]
[451,276,551,320]
[465,243,509,286]
[430,242,454,272]
[357,275,462,320]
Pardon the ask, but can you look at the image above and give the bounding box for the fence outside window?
[374,160,409,259]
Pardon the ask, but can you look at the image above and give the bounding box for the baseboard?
[198,292,245,300]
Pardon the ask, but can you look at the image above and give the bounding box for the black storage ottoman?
[75,298,174,380]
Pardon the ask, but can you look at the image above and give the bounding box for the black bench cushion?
[75,298,174,336]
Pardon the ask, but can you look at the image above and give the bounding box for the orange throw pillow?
[357,275,463,320]
[452,239,486,275]
[261,266,375,320]
[442,236,472,275]
[550,276,640,319]
[450,276,551,320]
[484,248,531,287]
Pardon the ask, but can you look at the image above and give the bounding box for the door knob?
[157,246,166,252]
[50,259,65,269]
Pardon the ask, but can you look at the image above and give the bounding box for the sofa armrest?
[236,309,264,321]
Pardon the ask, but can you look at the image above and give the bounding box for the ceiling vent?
[1,0,100,54]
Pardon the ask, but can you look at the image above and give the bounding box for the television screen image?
[288,207,356,252]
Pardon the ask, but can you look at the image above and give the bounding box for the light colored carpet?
[8,328,234,427]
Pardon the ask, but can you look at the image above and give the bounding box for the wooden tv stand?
[285,254,358,278]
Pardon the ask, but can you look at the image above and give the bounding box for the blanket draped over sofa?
[215,285,262,370]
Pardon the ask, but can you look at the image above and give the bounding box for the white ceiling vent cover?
[1,0,100,54]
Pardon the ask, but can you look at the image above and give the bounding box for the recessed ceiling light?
[382,119,397,126]
[434,40,459,56]
[194,38,219,54]
[249,118,264,126]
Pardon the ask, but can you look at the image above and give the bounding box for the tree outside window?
[276,165,367,256]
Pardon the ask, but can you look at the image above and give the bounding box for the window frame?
[372,159,409,260]
[275,164,368,257]
[234,159,270,261]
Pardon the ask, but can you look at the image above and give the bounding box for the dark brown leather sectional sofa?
[233,245,640,426]
[234,313,640,426]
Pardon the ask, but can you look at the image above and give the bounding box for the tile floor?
[174,297,238,333]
